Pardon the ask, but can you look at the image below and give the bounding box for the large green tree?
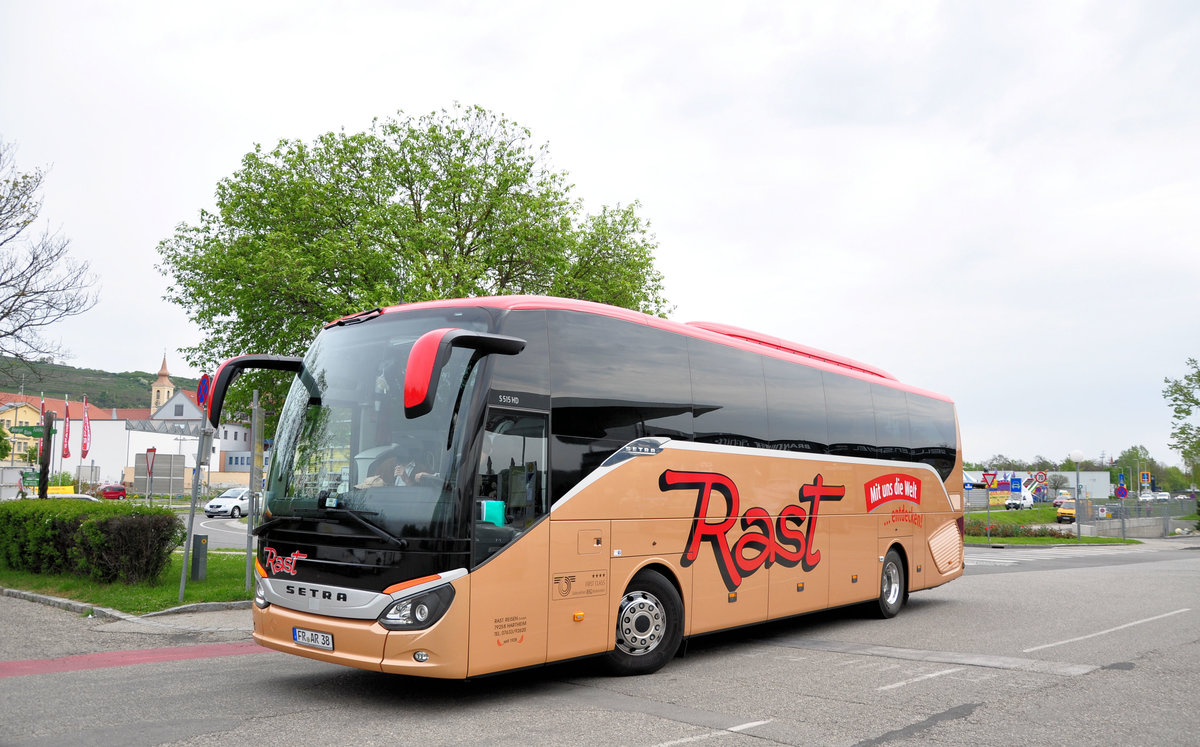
[1163,358,1200,473]
[157,104,669,378]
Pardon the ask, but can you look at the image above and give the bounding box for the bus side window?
[473,408,549,566]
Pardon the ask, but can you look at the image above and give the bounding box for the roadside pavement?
[1,588,252,662]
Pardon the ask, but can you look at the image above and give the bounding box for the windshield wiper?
[324,507,408,549]
[252,506,407,549]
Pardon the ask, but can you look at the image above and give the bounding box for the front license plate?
[293,627,334,651]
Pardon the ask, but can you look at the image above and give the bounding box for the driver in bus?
[356,452,402,489]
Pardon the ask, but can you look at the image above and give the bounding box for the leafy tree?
[157,105,669,427]
[1163,358,1200,472]
[0,423,10,460]
[0,140,99,383]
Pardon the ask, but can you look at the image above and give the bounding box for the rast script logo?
[661,469,845,593]
[263,546,307,576]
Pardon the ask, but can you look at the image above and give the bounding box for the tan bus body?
[252,439,963,677]
[217,295,964,679]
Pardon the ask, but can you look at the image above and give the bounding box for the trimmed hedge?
[0,499,184,584]
[963,518,1073,539]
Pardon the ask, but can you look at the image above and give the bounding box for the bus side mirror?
[206,355,304,427]
[404,328,525,418]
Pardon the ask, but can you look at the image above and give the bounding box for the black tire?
[230,507,241,519]
[605,569,683,676]
[875,548,906,619]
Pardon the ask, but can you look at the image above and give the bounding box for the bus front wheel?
[875,549,906,619]
[605,569,683,676]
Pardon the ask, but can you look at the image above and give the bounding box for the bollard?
[190,534,208,581]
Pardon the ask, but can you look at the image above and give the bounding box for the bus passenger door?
[466,408,552,677]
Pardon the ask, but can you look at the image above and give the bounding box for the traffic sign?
[1035,471,1047,484]
[982,472,997,488]
[10,425,54,437]
[1010,477,1021,493]
[1116,485,1128,498]
[1118,473,1125,486]
[197,374,210,405]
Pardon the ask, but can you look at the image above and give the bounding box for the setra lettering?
[663,469,845,592]
[284,585,349,601]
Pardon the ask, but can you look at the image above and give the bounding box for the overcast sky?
[1,2,1197,470]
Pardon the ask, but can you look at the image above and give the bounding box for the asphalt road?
[3,538,1199,746]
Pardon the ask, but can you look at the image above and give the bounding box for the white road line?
[729,720,773,732]
[877,667,963,691]
[653,720,773,746]
[1023,608,1192,652]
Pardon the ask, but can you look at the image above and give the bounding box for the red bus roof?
[329,295,950,402]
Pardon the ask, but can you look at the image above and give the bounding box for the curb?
[2,587,252,633]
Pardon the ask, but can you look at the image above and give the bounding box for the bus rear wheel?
[605,569,682,676]
[875,548,906,619]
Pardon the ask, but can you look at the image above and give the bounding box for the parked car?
[1053,489,1073,507]
[1056,500,1076,523]
[58,493,101,502]
[1005,493,1033,510]
[1154,492,1171,502]
[204,487,251,519]
[95,483,126,500]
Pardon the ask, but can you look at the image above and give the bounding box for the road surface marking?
[1023,608,1191,652]
[0,641,264,678]
[878,667,963,691]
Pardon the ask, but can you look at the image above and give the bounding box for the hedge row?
[963,518,1074,538]
[0,499,184,584]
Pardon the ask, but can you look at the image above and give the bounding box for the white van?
[1005,493,1033,510]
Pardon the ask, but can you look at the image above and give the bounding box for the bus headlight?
[378,585,455,630]
[254,578,270,609]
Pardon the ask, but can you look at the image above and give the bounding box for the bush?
[0,499,184,584]
[963,518,1074,539]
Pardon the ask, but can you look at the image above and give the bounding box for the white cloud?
[1,0,1196,468]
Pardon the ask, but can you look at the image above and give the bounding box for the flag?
[81,395,91,458]
[37,393,45,460]
[62,396,71,459]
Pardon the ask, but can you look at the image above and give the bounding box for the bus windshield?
[262,308,491,541]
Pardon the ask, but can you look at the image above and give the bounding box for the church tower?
[151,356,175,410]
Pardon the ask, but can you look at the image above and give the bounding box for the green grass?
[0,551,254,615]
[967,506,1059,524]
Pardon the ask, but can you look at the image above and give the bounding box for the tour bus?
[205,296,964,678]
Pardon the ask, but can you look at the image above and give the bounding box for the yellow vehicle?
[205,296,965,678]
[1057,500,1076,523]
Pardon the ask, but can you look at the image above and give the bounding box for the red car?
[96,484,127,500]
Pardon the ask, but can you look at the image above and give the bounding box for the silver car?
[204,487,250,518]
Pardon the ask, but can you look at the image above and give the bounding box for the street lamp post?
[1071,450,1084,540]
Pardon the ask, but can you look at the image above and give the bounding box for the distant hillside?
[0,358,200,410]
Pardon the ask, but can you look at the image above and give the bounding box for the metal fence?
[964,488,1197,539]
[1073,496,1197,539]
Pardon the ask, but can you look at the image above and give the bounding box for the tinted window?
[823,373,875,458]
[548,311,692,442]
[872,383,911,461]
[473,408,548,566]
[491,309,550,397]
[763,357,828,452]
[547,311,692,500]
[907,393,957,480]
[689,338,768,448]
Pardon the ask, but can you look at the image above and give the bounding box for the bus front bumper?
[252,601,469,678]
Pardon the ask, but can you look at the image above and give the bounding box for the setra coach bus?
[204,296,964,678]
